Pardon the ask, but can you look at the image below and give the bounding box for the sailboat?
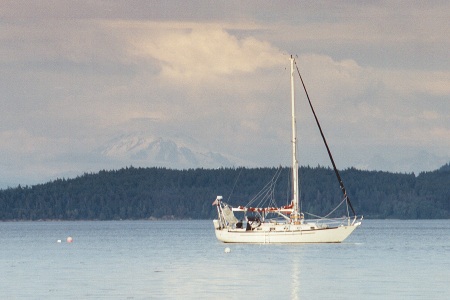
[212,56,362,243]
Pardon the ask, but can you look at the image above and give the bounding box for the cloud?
[294,54,375,107]
[125,23,284,83]
[421,111,440,120]
[381,70,450,97]
[0,129,48,155]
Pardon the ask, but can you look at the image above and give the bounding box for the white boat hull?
[214,221,361,243]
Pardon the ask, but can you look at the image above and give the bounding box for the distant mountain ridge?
[99,133,448,173]
[358,151,449,175]
[99,133,241,169]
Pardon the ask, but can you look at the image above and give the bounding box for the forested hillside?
[0,166,448,220]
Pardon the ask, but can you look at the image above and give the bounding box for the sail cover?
[222,206,238,225]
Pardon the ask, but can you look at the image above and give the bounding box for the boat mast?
[290,56,300,221]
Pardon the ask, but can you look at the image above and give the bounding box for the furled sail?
[222,205,238,225]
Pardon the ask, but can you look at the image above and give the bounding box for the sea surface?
[0,219,449,299]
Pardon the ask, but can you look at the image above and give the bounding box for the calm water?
[0,220,449,299]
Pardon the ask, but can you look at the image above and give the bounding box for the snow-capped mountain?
[99,133,239,169]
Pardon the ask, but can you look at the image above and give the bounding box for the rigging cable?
[246,167,282,208]
[227,167,243,203]
[293,59,356,216]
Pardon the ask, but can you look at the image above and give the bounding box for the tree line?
[0,165,448,220]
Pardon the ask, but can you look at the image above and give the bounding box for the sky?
[1,0,449,188]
